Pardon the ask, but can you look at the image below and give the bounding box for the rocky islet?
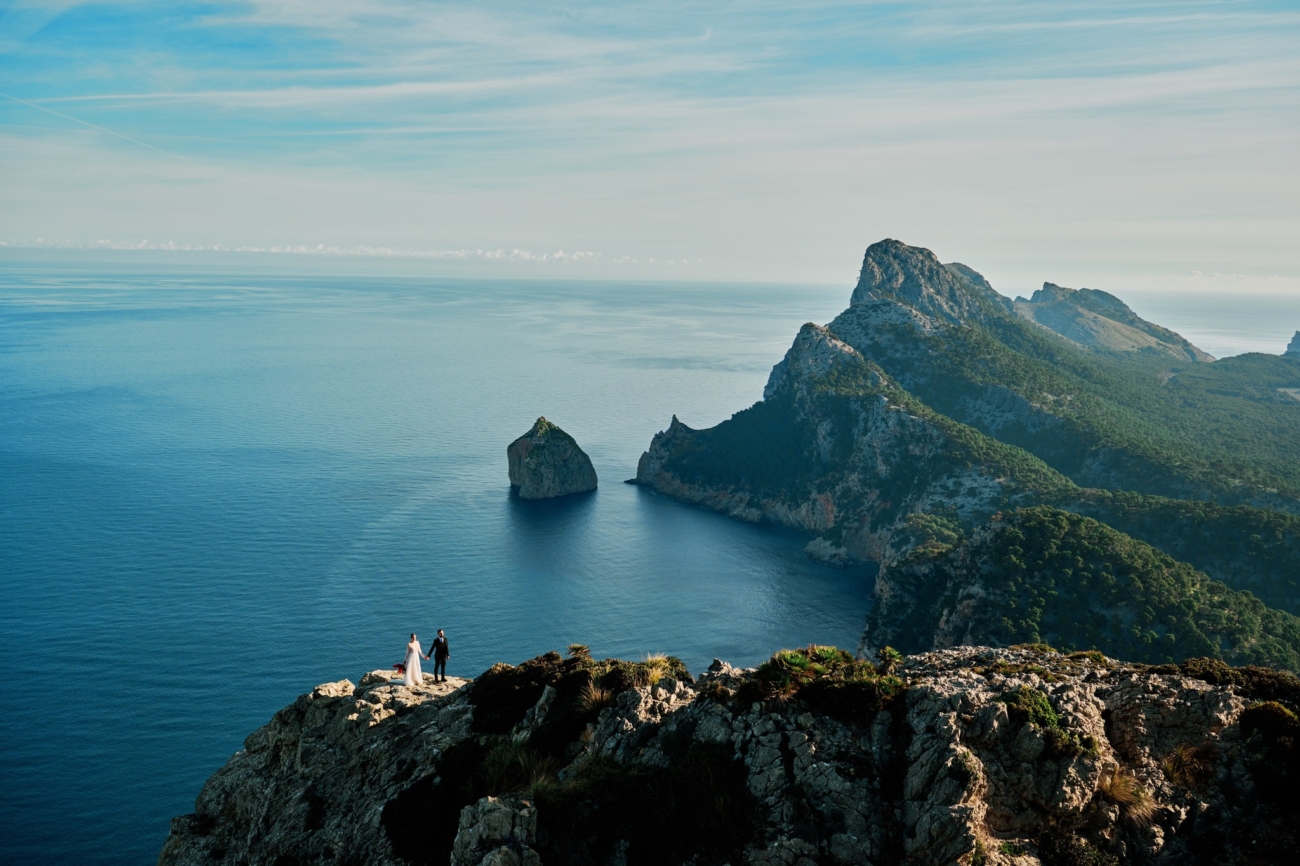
[507,417,598,500]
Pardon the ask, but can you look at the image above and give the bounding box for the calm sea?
[0,256,865,865]
[1,254,1296,864]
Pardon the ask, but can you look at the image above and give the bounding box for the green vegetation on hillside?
[877,507,1300,671]
[833,305,1300,503]
[662,360,1074,526]
[1067,490,1300,616]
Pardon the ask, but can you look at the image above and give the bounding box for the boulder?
[507,417,597,499]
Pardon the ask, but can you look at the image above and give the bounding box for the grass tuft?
[1162,742,1218,788]
[576,681,615,715]
[1097,769,1156,822]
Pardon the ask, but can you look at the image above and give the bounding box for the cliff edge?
[160,646,1300,866]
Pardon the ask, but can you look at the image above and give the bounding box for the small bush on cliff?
[1179,657,1300,708]
[733,645,904,723]
[996,686,1097,759]
[1037,832,1120,866]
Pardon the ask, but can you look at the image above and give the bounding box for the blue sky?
[1,1,1298,291]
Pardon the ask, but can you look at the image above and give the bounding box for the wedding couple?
[403,630,449,687]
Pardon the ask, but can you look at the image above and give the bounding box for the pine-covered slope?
[864,506,1300,672]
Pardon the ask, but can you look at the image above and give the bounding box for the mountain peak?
[850,239,1008,324]
[1287,331,1300,357]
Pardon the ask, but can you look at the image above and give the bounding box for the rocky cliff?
[635,323,1066,566]
[1286,331,1300,358]
[508,417,598,500]
[159,646,1300,866]
[633,239,1300,660]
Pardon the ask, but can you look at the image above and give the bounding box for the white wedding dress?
[403,640,424,687]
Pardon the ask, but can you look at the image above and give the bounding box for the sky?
[1,0,1298,292]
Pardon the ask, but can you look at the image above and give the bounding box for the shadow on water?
[504,486,600,565]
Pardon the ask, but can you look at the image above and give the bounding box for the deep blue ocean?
[2,254,1298,864]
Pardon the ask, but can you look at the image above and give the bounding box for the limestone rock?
[850,238,1012,324]
[507,417,597,499]
[158,647,1300,866]
[451,796,541,866]
[1286,331,1300,357]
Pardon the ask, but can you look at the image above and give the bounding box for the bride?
[403,633,429,687]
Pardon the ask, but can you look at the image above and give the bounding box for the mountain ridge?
[635,239,1300,665]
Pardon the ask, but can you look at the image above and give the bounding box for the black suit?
[432,636,449,680]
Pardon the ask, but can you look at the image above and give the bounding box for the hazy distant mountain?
[1014,282,1214,362]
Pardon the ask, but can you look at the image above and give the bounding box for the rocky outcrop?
[157,671,470,865]
[634,324,1056,565]
[1286,331,1300,358]
[507,417,597,500]
[1014,283,1213,362]
[158,647,1300,866]
[850,238,1012,324]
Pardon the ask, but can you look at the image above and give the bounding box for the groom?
[432,629,450,682]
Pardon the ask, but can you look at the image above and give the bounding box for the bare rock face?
[507,417,597,499]
[849,238,1012,325]
[1286,331,1300,357]
[159,647,1300,866]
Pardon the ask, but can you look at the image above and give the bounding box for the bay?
[0,256,865,865]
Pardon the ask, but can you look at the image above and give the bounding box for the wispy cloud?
[0,1,1297,287]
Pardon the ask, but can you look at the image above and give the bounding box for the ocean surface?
[2,254,1298,865]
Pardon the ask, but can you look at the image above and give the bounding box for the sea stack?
[507,417,598,499]
[1286,331,1300,357]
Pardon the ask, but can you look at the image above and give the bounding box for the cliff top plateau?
[159,645,1300,866]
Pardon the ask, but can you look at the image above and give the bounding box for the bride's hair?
[410,633,416,640]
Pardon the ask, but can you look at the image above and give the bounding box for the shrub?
[734,645,905,722]
[1162,742,1218,788]
[1038,832,1120,866]
[997,687,1060,729]
[1240,701,1300,741]
[998,687,1096,758]
[1012,642,1059,654]
[877,646,904,675]
[640,653,672,686]
[567,643,592,660]
[482,738,560,796]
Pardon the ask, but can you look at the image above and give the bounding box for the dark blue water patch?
[0,265,866,864]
